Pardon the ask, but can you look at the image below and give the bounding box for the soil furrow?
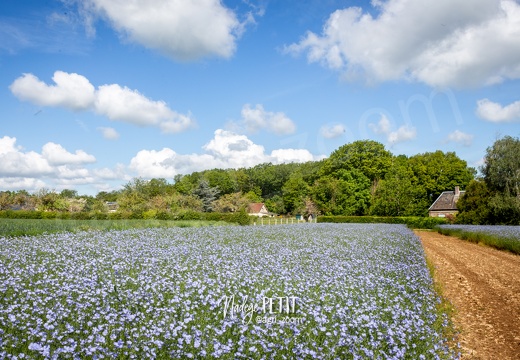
[415,230,520,360]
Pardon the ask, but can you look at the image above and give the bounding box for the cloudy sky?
[1,0,519,195]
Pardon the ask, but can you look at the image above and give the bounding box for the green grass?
[435,227,520,255]
[0,218,231,237]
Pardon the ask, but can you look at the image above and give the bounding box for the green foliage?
[264,195,285,214]
[318,215,447,229]
[312,169,371,215]
[230,208,253,226]
[482,135,520,197]
[192,179,220,212]
[204,169,237,195]
[487,194,520,225]
[455,180,491,224]
[282,174,310,214]
[456,136,520,225]
[322,140,392,181]
[248,162,300,198]
[371,157,429,216]
[211,192,251,213]
[408,151,475,201]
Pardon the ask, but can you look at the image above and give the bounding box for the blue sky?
[1,0,519,195]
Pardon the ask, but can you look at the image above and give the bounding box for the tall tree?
[482,135,520,197]
[321,140,393,182]
[371,157,428,216]
[192,179,220,212]
[312,169,371,216]
[282,174,310,214]
[408,150,475,201]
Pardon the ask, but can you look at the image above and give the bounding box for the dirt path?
[416,230,520,360]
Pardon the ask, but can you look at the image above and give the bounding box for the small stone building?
[428,186,465,217]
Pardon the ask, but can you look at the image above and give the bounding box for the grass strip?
[0,219,231,237]
[435,227,520,255]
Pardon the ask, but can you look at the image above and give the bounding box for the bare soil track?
[416,230,520,360]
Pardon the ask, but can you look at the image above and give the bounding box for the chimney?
[454,186,460,196]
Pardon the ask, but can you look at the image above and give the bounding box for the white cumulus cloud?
[369,115,417,145]
[41,142,96,166]
[446,130,474,147]
[387,125,417,145]
[129,129,319,178]
[0,136,117,192]
[10,71,195,133]
[0,136,54,177]
[9,71,95,110]
[287,0,520,87]
[368,116,392,135]
[97,127,120,140]
[320,124,346,139]
[81,0,244,61]
[476,98,520,122]
[234,104,297,135]
[0,137,97,180]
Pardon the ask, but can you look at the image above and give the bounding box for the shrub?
[230,209,253,226]
[142,210,158,220]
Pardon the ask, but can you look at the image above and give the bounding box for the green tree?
[482,135,520,197]
[312,169,371,215]
[211,192,252,213]
[170,193,203,213]
[408,150,475,201]
[192,179,220,212]
[204,169,237,195]
[321,140,393,182]
[282,174,310,214]
[264,195,285,214]
[60,189,78,199]
[371,157,428,216]
[455,180,491,224]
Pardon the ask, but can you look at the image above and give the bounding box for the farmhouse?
[247,203,270,217]
[428,186,465,217]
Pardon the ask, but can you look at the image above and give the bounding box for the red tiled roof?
[248,203,266,213]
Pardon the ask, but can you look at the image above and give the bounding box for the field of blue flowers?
[0,223,456,359]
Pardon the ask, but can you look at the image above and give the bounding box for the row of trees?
[456,136,520,225]
[1,139,484,220]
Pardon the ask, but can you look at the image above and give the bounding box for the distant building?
[105,201,119,213]
[247,203,270,217]
[428,186,465,217]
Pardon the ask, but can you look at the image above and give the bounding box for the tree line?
[1,137,518,224]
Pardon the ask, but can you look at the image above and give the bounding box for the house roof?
[248,203,267,213]
[428,190,465,211]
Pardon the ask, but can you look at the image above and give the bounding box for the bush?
[173,210,203,221]
[230,209,253,226]
[156,211,173,220]
[90,212,108,220]
[142,210,157,220]
[0,210,43,219]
